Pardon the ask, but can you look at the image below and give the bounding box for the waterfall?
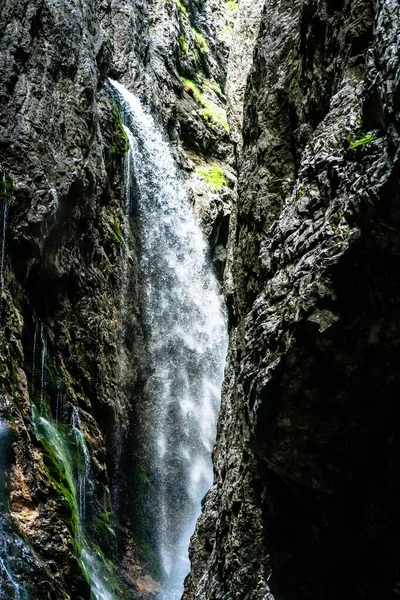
[32,409,113,600]
[71,407,91,527]
[110,80,228,599]
[49,188,59,212]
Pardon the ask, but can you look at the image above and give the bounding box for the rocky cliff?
[0,0,234,598]
[186,0,400,599]
[2,0,400,599]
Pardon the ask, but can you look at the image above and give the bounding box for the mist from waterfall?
[110,80,228,600]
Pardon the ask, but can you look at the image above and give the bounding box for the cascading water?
[71,407,91,527]
[40,323,47,402]
[30,330,113,600]
[32,408,114,600]
[110,80,228,599]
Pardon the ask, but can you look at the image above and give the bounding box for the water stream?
[32,408,114,600]
[30,329,113,600]
[71,407,91,527]
[111,80,228,599]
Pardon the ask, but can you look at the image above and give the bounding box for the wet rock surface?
[3,0,399,598]
[187,1,400,599]
[0,0,234,597]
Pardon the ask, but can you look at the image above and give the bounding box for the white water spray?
[110,80,228,599]
[71,407,91,527]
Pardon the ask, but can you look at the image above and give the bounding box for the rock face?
[186,0,400,599]
[0,0,233,597]
[3,0,400,598]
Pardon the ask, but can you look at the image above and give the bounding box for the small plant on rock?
[111,103,129,155]
[197,166,228,190]
[348,131,377,150]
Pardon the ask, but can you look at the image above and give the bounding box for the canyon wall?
[2,0,400,599]
[186,0,400,599]
[0,0,233,597]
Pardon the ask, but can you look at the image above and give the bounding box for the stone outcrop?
[3,0,400,598]
[186,0,400,599]
[0,0,234,597]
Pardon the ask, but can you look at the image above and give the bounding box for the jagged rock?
[187,1,400,599]
[0,0,234,597]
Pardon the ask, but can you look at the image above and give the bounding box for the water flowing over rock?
[111,79,228,600]
[2,0,400,598]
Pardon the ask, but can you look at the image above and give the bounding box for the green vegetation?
[180,77,203,103]
[32,402,122,597]
[32,406,81,544]
[181,77,229,131]
[226,0,238,14]
[348,131,377,150]
[197,166,228,190]
[203,79,224,99]
[193,29,208,54]
[112,214,124,245]
[0,172,13,206]
[174,0,189,17]
[111,103,129,155]
[178,35,189,54]
[202,103,229,131]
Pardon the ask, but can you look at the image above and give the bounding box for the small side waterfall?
[40,323,47,403]
[32,408,114,600]
[111,80,228,599]
[30,329,113,600]
[71,407,91,527]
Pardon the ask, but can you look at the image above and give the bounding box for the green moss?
[178,35,189,55]
[180,77,203,103]
[202,104,229,131]
[196,166,228,190]
[174,0,188,17]
[0,172,13,206]
[348,131,377,150]
[111,103,129,155]
[32,406,81,542]
[112,214,124,245]
[180,77,229,132]
[193,29,208,54]
[203,79,224,99]
[226,0,238,13]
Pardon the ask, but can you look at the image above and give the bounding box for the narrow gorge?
[1,1,400,600]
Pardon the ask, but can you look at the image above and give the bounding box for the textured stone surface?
[226,0,264,149]
[187,1,400,599]
[0,0,121,596]
[0,0,234,597]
